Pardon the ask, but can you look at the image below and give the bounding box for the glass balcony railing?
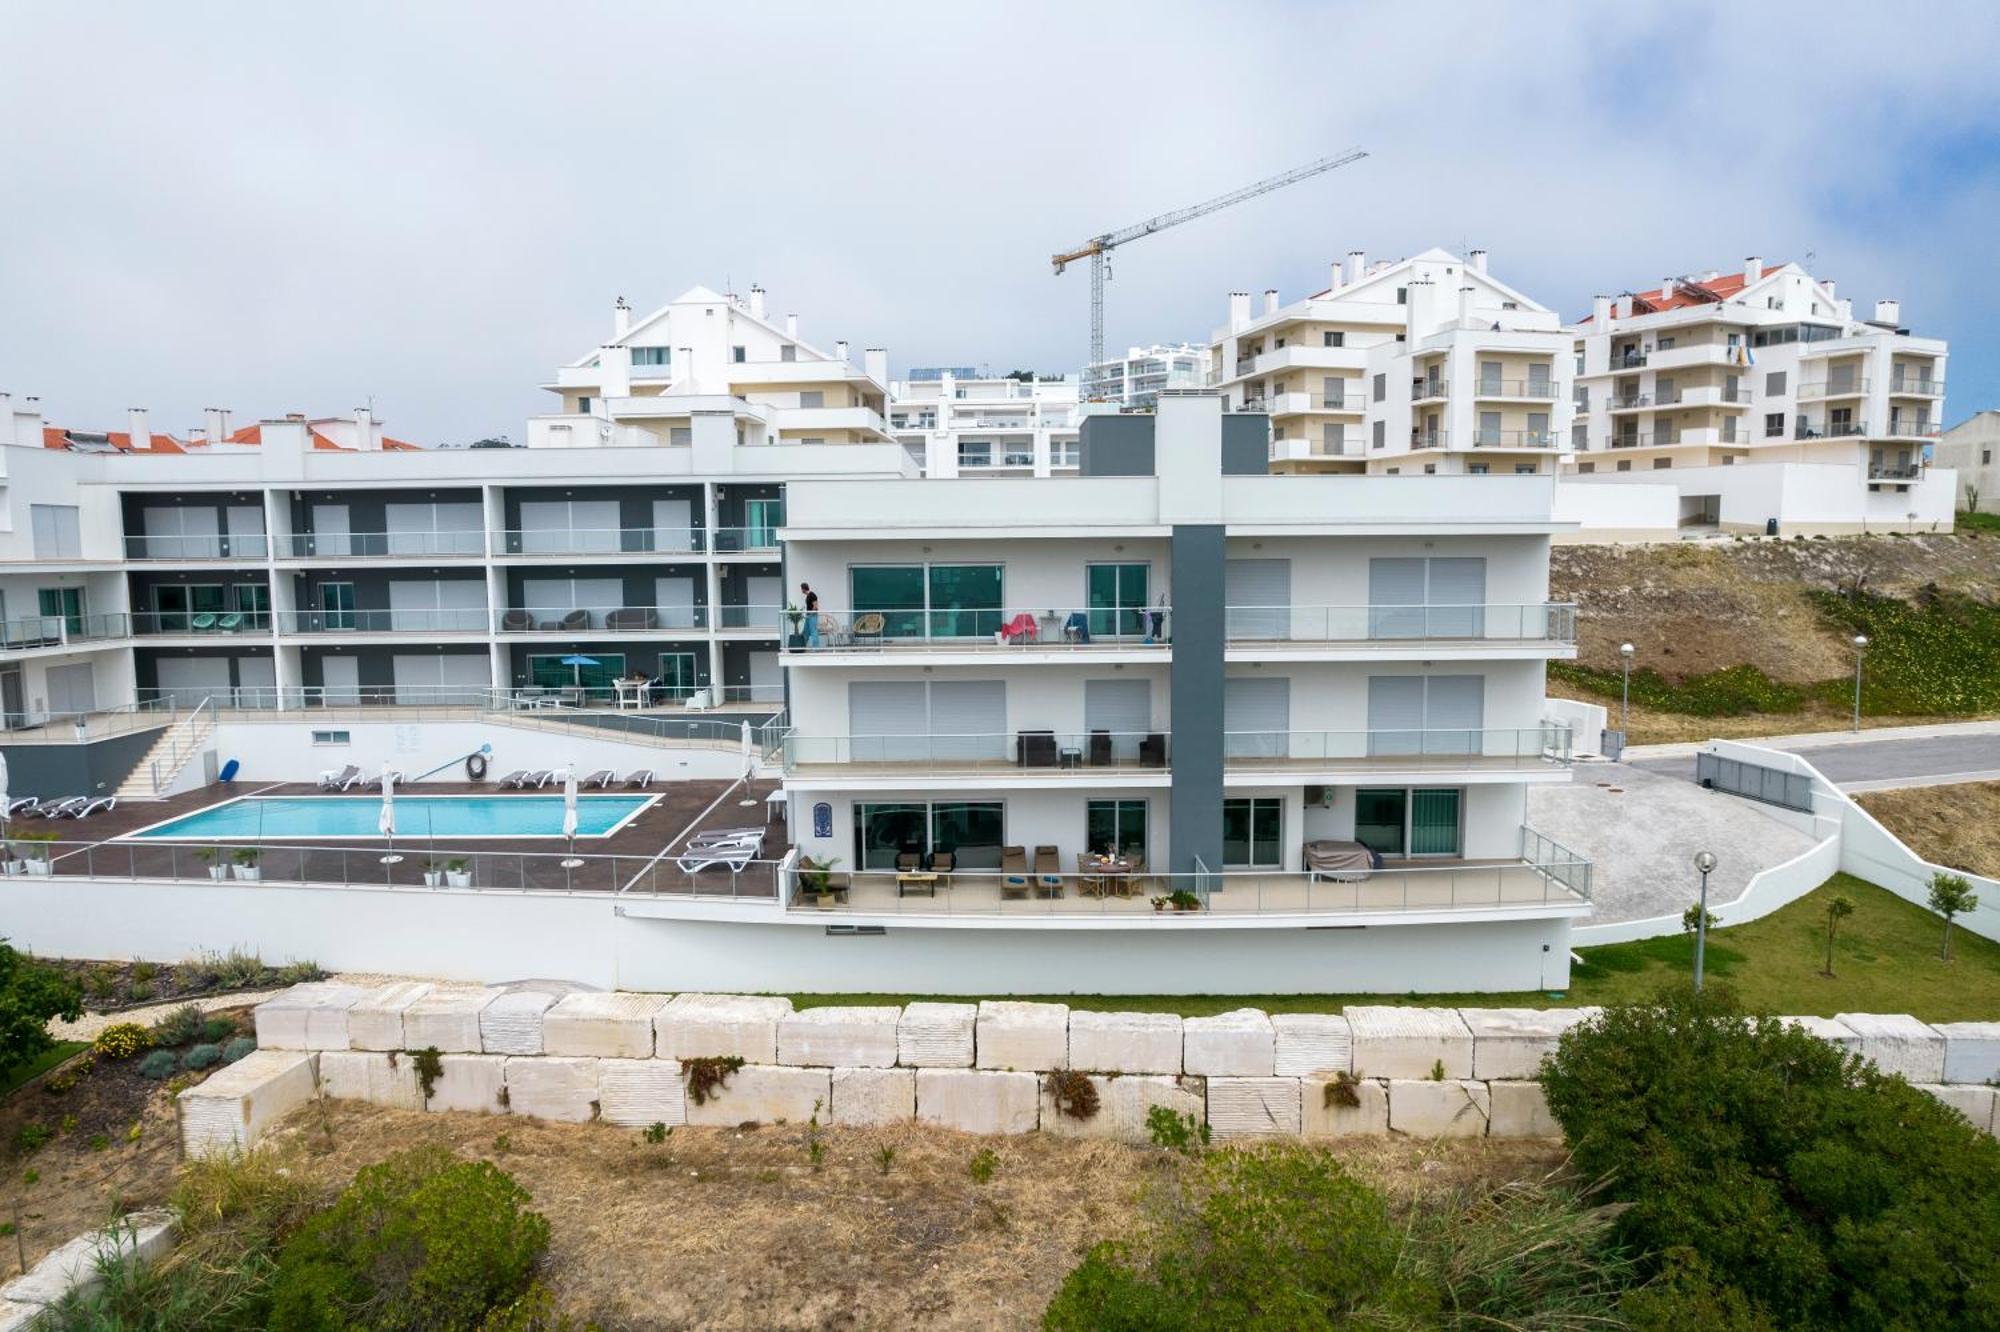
[122,534,269,561]
[1223,603,1575,643]
[780,607,1171,651]
[287,531,485,558]
[0,613,130,648]
[273,608,490,634]
[495,606,707,633]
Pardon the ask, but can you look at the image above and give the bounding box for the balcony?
[782,607,1171,656]
[1610,431,1684,449]
[496,526,778,556]
[496,605,708,634]
[1410,379,1449,402]
[779,405,889,436]
[1880,419,1941,440]
[1610,350,1647,369]
[1607,392,1654,412]
[1470,429,1560,449]
[1793,423,1867,440]
[286,531,485,559]
[131,611,268,637]
[273,608,490,635]
[122,534,269,561]
[1471,379,1558,401]
[782,730,1170,779]
[1252,391,1362,415]
[1225,603,1575,645]
[1798,377,1869,400]
[1410,430,1449,450]
[1269,437,1362,463]
[1868,464,1924,481]
[1889,376,1944,397]
[1221,726,1571,775]
[0,613,130,649]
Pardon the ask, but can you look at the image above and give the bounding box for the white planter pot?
[206,866,228,881]
[422,871,443,887]
[1,860,21,877]
[446,871,472,888]
[233,866,261,881]
[24,860,50,877]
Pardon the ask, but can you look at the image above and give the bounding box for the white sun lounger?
[582,769,614,789]
[675,843,760,874]
[38,797,87,818]
[624,769,653,787]
[318,765,360,792]
[5,797,40,818]
[74,796,116,818]
[495,770,528,789]
[522,770,553,789]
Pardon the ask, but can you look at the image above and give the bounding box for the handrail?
[147,697,215,796]
[1222,603,1575,643]
[783,606,1172,651]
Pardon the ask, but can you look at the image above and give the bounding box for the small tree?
[1927,872,1979,962]
[1821,895,1855,977]
[0,939,83,1075]
[1681,903,1717,936]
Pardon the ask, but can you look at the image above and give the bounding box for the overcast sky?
[4,2,1998,444]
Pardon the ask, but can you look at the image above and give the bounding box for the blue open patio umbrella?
[558,654,599,689]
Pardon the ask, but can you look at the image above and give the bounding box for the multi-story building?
[886,370,1080,478]
[762,394,1587,992]
[1080,343,1207,409]
[1930,412,1996,514]
[1208,248,1575,478]
[1564,259,1954,532]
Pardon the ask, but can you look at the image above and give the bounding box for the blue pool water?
[128,795,653,841]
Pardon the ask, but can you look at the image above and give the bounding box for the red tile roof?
[228,423,422,452]
[39,420,421,454]
[41,426,186,453]
[1578,264,1783,323]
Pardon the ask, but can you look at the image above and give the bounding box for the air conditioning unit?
[1304,785,1331,808]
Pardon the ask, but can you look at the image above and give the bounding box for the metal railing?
[782,607,1171,652]
[274,608,490,634]
[1794,423,1867,439]
[1521,827,1592,901]
[783,730,1169,772]
[1220,726,1572,768]
[1868,464,1923,481]
[1798,377,1869,399]
[134,684,781,725]
[130,611,268,636]
[1696,751,1814,814]
[121,534,269,561]
[1472,379,1557,400]
[0,613,130,648]
[1223,603,1576,643]
[1610,350,1648,369]
[1607,392,1653,410]
[1470,429,1560,448]
[146,697,214,796]
[1882,420,1941,438]
[286,531,486,558]
[0,698,178,742]
[1411,431,1449,448]
[496,606,709,633]
[1889,376,1943,396]
[1410,380,1449,400]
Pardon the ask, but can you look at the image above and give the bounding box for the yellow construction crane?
[1053,147,1368,374]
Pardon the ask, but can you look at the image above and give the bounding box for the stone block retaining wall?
[186,986,2000,1159]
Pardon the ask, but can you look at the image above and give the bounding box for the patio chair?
[624,769,654,787]
[190,612,218,632]
[4,797,40,818]
[1000,846,1030,900]
[851,612,885,645]
[39,797,87,818]
[521,770,553,789]
[495,770,528,789]
[1017,730,1058,768]
[1061,612,1091,644]
[1034,846,1065,898]
[1088,730,1112,766]
[215,612,243,632]
[1073,852,1106,898]
[927,850,955,889]
[605,607,659,631]
[687,826,763,846]
[1139,733,1168,768]
[895,849,923,873]
[367,769,404,790]
[543,608,589,632]
[500,609,535,632]
[581,769,614,789]
[318,764,361,791]
[1121,852,1151,897]
[76,796,116,818]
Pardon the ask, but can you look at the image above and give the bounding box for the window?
[1372,373,1386,403]
[1354,787,1462,858]
[1468,464,1488,475]
[1372,421,1385,450]
[529,651,629,694]
[1578,462,1595,474]
[851,800,1008,870]
[957,441,991,468]
[731,345,746,363]
[1322,330,1344,348]
[1396,287,1408,305]
[1086,800,1148,859]
[1515,464,1536,474]
[798,390,824,409]
[1002,444,1033,467]
[1527,411,1550,445]
[1764,413,1785,438]
[1984,449,1993,465]
[317,582,356,631]
[1616,460,1632,472]
[1765,370,1787,395]
[36,587,84,635]
[1086,563,1151,638]
[1571,423,1586,448]
[1574,385,1588,412]
[1656,336,1676,351]
[779,345,796,362]
[30,505,81,559]
[1478,411,1501,445]
[631,347,670,366]
[1050,439,1080,468]
[1653,458,1673,469]
[1423,464,1437,474]
[1368,556,1485,638]
[1222,798,1282,867]
[577,396,592,414]
[849,563,1001,639]
[311,730,351,746]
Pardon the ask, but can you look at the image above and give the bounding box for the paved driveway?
[1628,726,2000,792]
[1527,762,1821,925]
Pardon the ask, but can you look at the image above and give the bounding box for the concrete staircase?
[116,703,215,801]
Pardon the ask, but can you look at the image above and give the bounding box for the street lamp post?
[1851,634,1869,733]
[1618,642,1635,736]
[1692,850,1718,991]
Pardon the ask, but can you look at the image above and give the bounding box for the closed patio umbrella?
[379,763,401,867]
[560,763,583,873]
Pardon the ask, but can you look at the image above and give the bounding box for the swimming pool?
[124,794,657,841]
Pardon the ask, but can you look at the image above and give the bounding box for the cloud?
[2,0,1995,441]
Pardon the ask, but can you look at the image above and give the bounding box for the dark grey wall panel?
[1079,415,1157,476]
[1221,413,1272,475]
[1168,523,1226,879]
[0,726,166,799]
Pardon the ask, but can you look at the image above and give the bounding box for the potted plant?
[420,859,443,888]
[445,857,472,888]
[16,833,54,877]
[1,842,23,876]
[784,603,806,649]
[195,847,228,881]
[231,847,262,882]
[798,855,842,908]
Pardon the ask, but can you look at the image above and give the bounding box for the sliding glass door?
[1086,563,1150,638]
[854,801,1003,871]
[849,563,1002,640]
[1353,787,1461,858]
[1222,797,1283,867]
[1085,799,1148,859]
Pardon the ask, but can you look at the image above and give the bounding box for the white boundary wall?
[212,719,747,786]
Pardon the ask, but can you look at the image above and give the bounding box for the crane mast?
[1052,147,1367,374]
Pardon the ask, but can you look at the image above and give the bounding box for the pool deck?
[20,778,784,894]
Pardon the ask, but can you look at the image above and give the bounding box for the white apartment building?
[1209,248,1575,478]
[1563,259,1956,533]
[886,370,1080,479]
[1080,343,1207,409]
[1933,412,1998,514]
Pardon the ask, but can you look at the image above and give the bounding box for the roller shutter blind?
[1367,558,1427,638]
[1425,559,1486,637]
[1084,679,1150,761]
[1225,559,1291,640]
[1367,675,1484,756]
[1366,676,1426,755]
[1224,676,1289,759]
[848,681,927,763]
[929,680,1006,762]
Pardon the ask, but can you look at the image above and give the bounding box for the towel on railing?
[1000,613,1038,643]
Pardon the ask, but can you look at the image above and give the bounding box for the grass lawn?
[0,1040,88,1097]
[786,875,2000,1022]
[1956,509,2000,536]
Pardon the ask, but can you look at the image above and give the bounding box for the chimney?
[1457,285,1474,323]
[1661,277,1677,299]
[1822,279,1836,301]
[1326,260,1343,294]
[785,313,798,339]
[203,407,227,445]
[749,286,766,320]
[1592,295,1612,325]
[1837,297,1853,322]
[1228,291,1251,330]
[1469,249,1488,274]
[612,296,631,337]
[863,347,888,385]
[217,408,232,442]
[834,340,849,363]
[1344,251,1364,285]
[127,407,150,450]
[355,406,378,451]
[1262,289,1279,316]
[1615,295,1635,319]
[1873,298,1901,326]
[1744,255,1762,285]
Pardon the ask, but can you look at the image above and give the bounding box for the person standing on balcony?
[800,582,820,648]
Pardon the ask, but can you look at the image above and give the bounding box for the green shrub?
[1142,1105,1208,1155]
[13,1122,53,1154]
[268,1146,549,1332]
[93,1023,151,1060]
[202,1016,237,1044]
[1548,661,1809,717]
[183,1043,224,1071]
[152,1002,207,1048]
[138,1049,179,1080]
[1539,986,2000,1329]
[222,1036,257,1064]
[967,1148,999,1185]
[0,939,84,1073]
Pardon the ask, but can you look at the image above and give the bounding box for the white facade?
[886,372,1080,479]
[1209,249,1575,478]
[1936,412,2000,513]
[1081,344,1207,409]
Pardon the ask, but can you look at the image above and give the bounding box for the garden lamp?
[1692,849,1718,991]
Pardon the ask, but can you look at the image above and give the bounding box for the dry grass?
[254,1101,1566,1331]
[1611,700,2000,746]
[1857,781,2000,880]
